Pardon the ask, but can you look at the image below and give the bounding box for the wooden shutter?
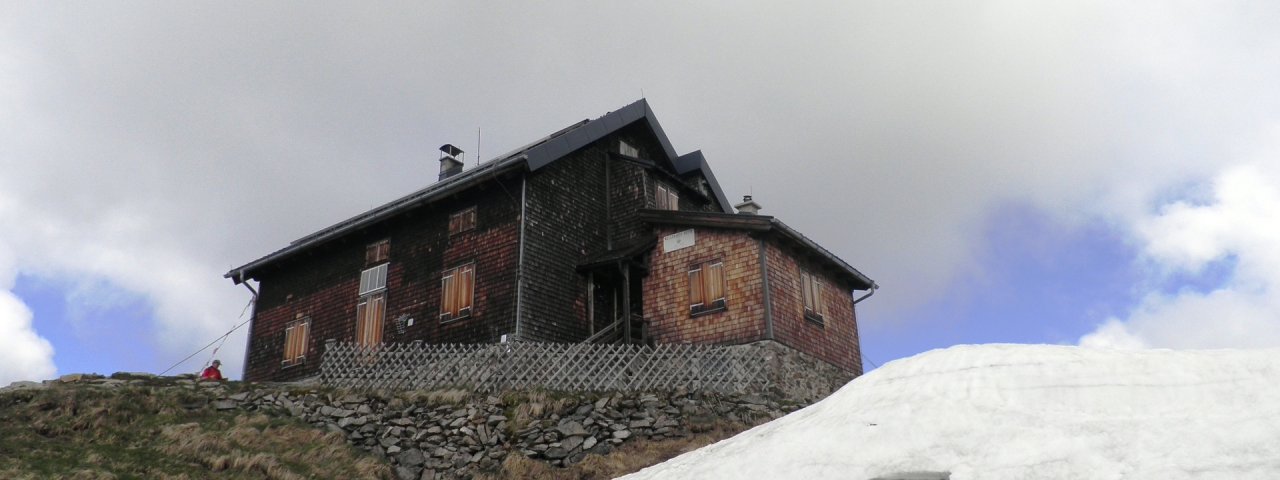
[356,294,384,347]
[706,262,725,304]
[441,270,456,318]
[667,189,679,211]
[688,267,705,310]
[355,299,368,345]
[458,264,474,315]
[284,320,310,364]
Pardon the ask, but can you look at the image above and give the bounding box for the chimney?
[438,144,464,181]
[734,195,762,215]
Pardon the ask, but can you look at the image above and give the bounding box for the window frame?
[656,184,680,211]
[281,316,310,367]
[358,263,388,296]
[449,207,477,236]
[688,260,727,317]
[440,263,476,322]
[366,239,390,265]
[800,270,825,326]
[619,140,640,158]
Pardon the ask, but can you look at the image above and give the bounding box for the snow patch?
[622,344,1280,480]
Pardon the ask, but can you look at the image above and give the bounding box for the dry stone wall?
[3,362,840,480]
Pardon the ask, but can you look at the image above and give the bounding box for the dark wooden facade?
[228,100,874,382]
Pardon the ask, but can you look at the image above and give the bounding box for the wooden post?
[622,261,632,344]
[587,271,595,337]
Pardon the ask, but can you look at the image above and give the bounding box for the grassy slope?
[0,383,756,479]
[0,385,390,479]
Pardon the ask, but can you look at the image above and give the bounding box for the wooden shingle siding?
[243,174,523,381]
[765,241,862,374]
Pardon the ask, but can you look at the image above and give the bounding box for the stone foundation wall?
[3,341,852,480]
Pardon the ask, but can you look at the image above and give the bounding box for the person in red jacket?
[200,359,224,381]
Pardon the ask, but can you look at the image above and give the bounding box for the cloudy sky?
[3,2,1279,383]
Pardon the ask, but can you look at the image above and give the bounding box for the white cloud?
[0,278,57,385]
[1081,163,1280,349]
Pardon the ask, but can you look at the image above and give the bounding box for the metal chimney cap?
[439,144,464,157]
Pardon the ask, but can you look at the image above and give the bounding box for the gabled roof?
[226,99,731,283]
[637,210,876,291]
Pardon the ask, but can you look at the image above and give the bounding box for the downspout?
[238,271,259,379]
[514,176,528,340]
[757,238,774,340]
[605,152,612,251]
[851,281,876,376]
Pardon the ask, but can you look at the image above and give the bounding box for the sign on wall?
[663,229,696,253]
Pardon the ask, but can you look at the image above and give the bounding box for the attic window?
[366,239,390,264]
[619,140,639,158]
[689,261,726,316]
[656,184,679,211]
[801,270,825,325]
[449,207,477,235]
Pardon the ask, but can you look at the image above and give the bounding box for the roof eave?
[224,157,529,282]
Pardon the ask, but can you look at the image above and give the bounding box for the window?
[801,270,824,325]
[366,239,390,264]
[656,184,679,211]
[619,140,639,158]
[282,316,310,366]
[449,207,477,235]
[355,263,388,348]
[688,261,726,315]
[359,263,388,296]
[440,263,475,321]
[355,292,385,348]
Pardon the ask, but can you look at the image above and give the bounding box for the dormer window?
[619,140,639,158]
[366,239,389,264]
[449,207,477,235]
[656,184,679,211]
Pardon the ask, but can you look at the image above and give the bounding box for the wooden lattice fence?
[319,340,769,393]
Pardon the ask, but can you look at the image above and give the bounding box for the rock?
[582,436,597,451]
[556,420,588,437]
[395,465,419,480]
[544,446,569,460]
[339,394,367,404]
[229,392,250,401]
[486,415,507,425]
[320,406,337,416]
[628,418,652,429]
[560,435,584,453]
[612,430,631,440]
[212,400,238,411]
[420,469,437,480]
[387,445,402,455]
[59,373,85,383]
[331,408,356,418]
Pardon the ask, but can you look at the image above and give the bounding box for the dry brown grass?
[475,423,749,480]
[159,415,392,480]
[0,386,390,479]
